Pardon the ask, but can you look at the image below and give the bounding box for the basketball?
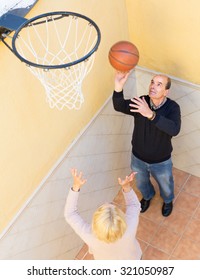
[108,41,139,72]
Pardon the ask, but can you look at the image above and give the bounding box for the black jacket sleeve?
[112,90,135,116]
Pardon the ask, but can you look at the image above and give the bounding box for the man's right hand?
[114,71,131,92]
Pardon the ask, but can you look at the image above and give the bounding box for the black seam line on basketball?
[110,50,139,58]
[109,54,137,66]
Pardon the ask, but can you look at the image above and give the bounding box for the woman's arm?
[118,172,141,218]
[64,169,90,238]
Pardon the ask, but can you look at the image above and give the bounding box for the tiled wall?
[0,68,199,259]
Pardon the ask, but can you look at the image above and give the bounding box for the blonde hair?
[92,203,127,243]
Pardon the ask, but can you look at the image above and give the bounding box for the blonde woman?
[64,168,142,260]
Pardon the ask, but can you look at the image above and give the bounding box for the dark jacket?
[112,91,181,163]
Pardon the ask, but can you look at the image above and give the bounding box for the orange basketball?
[108,41,139,72]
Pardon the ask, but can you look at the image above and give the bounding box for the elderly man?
[112,72,181,217]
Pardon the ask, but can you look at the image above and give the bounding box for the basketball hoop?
[1,11,101,110]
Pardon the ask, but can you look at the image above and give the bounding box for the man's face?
[149,75,169,100]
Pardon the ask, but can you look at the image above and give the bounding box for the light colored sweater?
[64,188,142,260]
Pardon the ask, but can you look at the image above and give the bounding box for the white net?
[27,56,95,110]
[13,13,100,110]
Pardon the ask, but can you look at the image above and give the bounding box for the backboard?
[0,0,38,37]
[0,0,38,17]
